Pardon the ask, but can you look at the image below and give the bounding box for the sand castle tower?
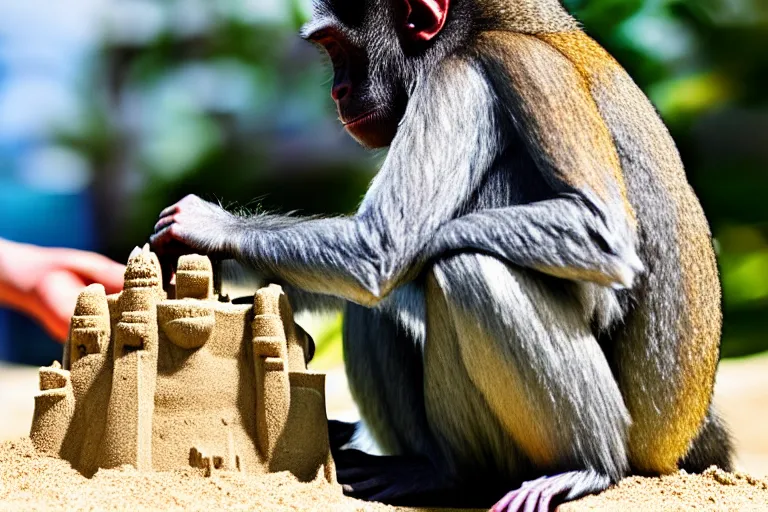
[30,246,335,483]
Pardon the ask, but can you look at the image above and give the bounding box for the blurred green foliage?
[61,0,768,359]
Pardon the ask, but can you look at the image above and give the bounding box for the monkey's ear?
[403,0,449,42]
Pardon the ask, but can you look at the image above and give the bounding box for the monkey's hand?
[151,194,242,259]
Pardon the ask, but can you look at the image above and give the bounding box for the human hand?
[0,240,125,342]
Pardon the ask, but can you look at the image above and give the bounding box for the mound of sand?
[562,466,768,511]
[0,437,393,512]
[3,437,767,512]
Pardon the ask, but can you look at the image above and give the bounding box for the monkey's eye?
[320,39,346,67]
[310,32,347,68]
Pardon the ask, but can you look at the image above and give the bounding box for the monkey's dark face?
[303,0,453,149]
[307,28,406,149]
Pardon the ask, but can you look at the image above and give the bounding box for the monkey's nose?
[332,83,350,102]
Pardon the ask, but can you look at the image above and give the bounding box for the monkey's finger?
[493,480,539,512]
[336,460,415,490]
[524,488,546,512]
[500,473,580,512]
[500,489,529,512]
[150,227,191,256]
[366,480,430,503]
[159,204,180,219]
[336,465,382,483]
[536,487,559,512]
[341,475,390,496]
[149,227,173,248]
[154,215,177,233]
[524,479,567,512]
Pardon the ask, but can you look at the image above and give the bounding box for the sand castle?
[29,246,335,483]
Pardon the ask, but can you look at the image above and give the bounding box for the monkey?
[150,0,733,510]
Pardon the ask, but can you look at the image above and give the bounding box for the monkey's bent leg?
[337,303,485,507]
[425,254,630,510]
[342,302,438,459]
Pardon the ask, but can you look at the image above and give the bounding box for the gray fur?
[231,57,499,306]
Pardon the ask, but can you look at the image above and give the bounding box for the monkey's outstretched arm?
[427,32,643,288]
[151,58,498,306]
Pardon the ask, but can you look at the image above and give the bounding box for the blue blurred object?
[0,181,96,365]
[0,0,102,365]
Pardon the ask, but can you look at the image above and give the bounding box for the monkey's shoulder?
[468,30,626,89]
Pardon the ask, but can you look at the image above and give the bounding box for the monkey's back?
[540,32,721,474]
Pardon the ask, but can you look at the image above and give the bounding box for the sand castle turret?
[30,246,335,483]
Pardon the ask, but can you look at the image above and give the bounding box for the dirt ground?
[2,354,768,511]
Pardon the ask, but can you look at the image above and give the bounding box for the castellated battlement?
[30,246,335,483]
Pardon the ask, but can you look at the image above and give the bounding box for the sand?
[3,437,768,512]
[0,437,392,512]
[562,467,768,511]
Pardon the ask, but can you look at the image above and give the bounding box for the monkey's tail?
[679,405,734,473]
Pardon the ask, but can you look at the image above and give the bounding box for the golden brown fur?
[473,28,723,475]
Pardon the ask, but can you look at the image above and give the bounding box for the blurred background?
[3,0,768,365]
[0,0,767,470]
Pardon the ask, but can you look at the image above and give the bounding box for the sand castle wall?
[30,247,334,483]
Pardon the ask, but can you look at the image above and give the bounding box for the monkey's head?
[302,0,473,149]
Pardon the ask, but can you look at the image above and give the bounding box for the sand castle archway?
[30,247,335,483]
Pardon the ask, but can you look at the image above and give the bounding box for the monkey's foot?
[491,470,611,512]
[328,419,359,453]
[335,449,482,507]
